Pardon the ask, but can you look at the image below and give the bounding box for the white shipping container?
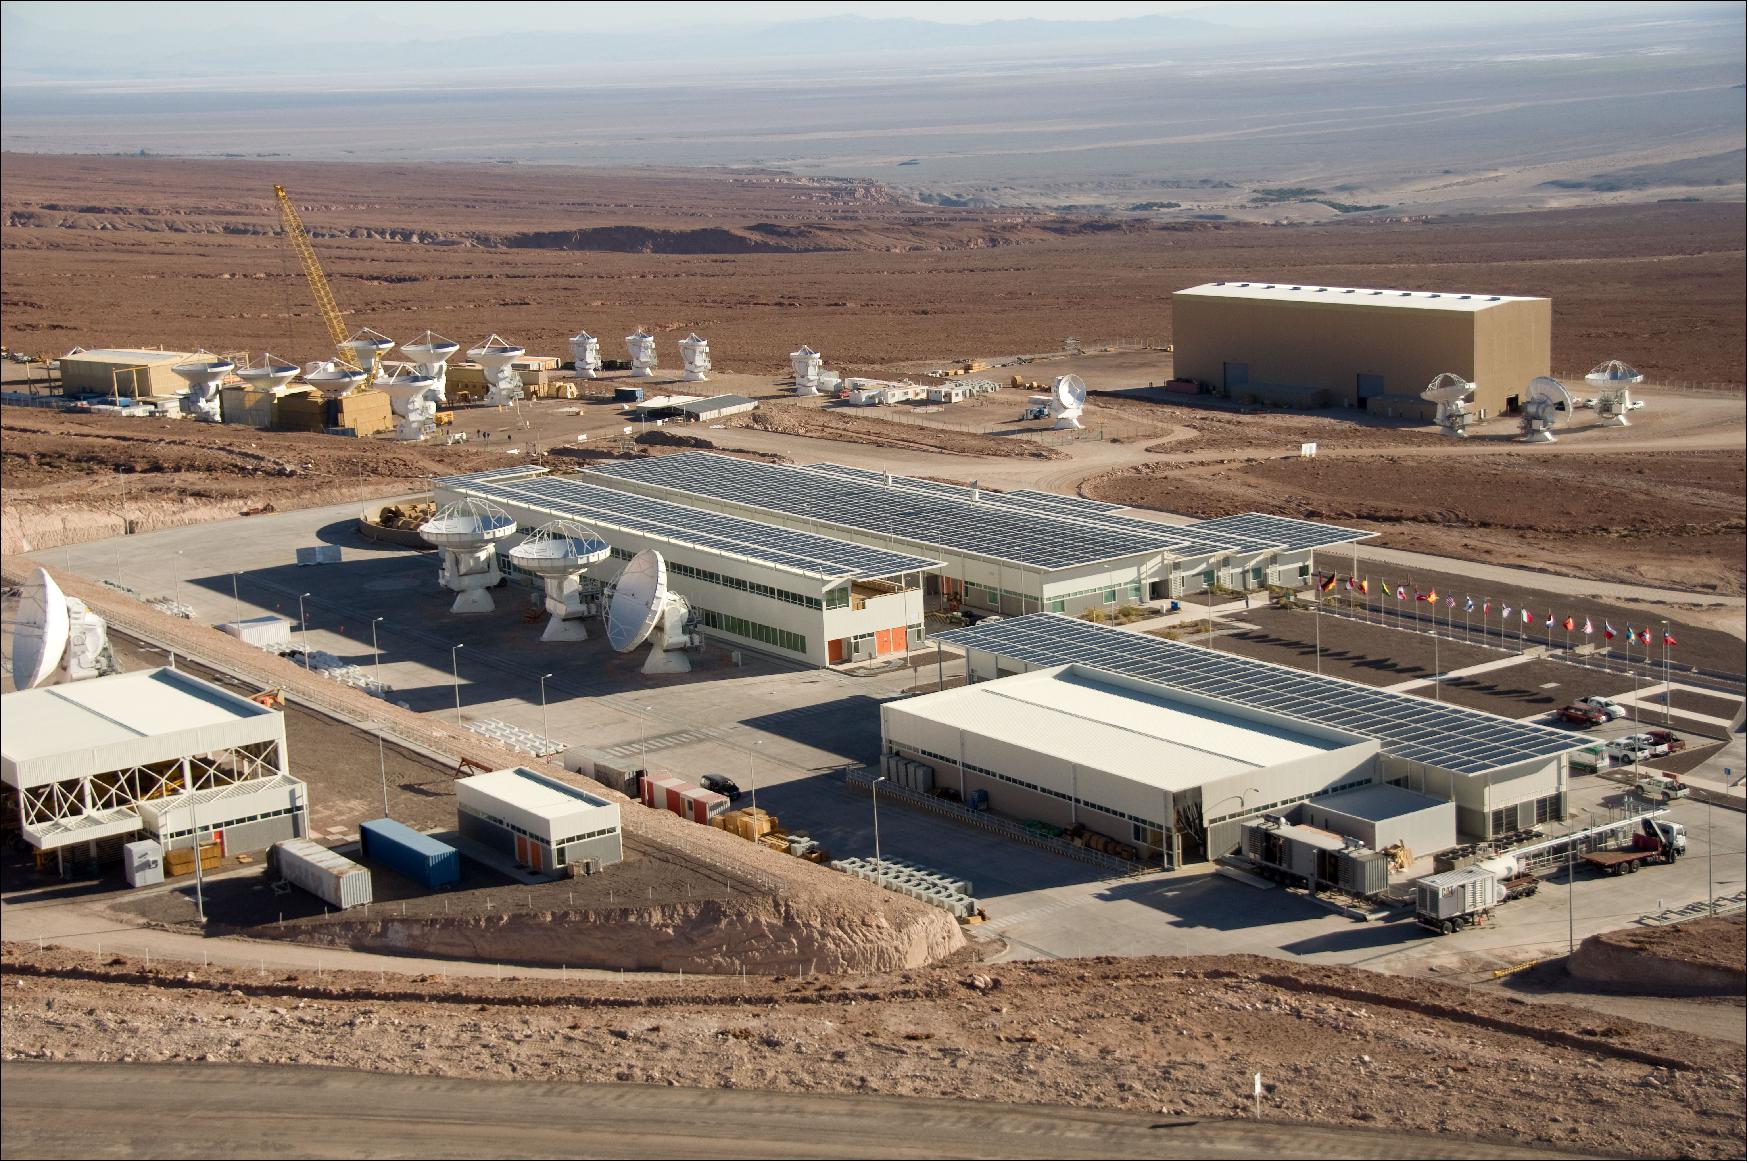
[274,838,373,909]
[217,615,294,651]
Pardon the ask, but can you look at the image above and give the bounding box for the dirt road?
[0,1062,1575,1160]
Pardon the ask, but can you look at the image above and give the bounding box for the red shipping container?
[662,781,695,817]
[643,776,683,810]
[680,787,730,824]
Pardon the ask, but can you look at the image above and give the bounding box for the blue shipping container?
[613,386,644,404]
[359,818,461,889]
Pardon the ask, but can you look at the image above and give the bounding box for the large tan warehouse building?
[1171,282,1551,416]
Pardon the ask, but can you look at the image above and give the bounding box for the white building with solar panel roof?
[435,466,942,667]
[925,614,1587,860]
[581,453,1373,626]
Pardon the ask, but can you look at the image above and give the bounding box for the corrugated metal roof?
[458,767,611,825]
[2,668,276,765]
[888,664,1365,794]
[1176,282,1544,313]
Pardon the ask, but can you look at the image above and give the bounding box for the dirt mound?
[730,399,1064,460]
[4,945,1743,1157]
[1569,916,1747,996]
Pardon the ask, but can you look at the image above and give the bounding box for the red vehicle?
[1643,728,1686,753]
[1558,704,1608,727]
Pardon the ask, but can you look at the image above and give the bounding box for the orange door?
[515,835,529,866]
[529,843,544,873]
[875,628,893,655]
[829,638,846,663]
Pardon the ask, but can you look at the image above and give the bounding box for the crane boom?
[273,184,349,357]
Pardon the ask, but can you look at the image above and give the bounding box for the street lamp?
[230,571,243,625]
[745,737,762,825]
[450,643,465,724]
[371,617,385,685]
[297,593,313,668]
[174,549,185,610]
[639,705,654,773]
[377,727,390,817]
[187,796,207,925]
[872,774,888,874]
[539,673,554,744]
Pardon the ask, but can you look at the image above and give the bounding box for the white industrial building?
[583,453,1374,617]
[882,664,1381,865]
[456,767,624,874]
[1293,783,1455,858]
[934,614,1585,849]
[0,668,308,869]
[436,468,942,666]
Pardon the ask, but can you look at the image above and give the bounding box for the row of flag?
[1314,574,1676,646]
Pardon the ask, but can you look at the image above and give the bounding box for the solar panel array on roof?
[454,476,941,582]
[433,464,551,489]
[935,613,1583,775]
[586,454,1178,570]
[1186,512,1373,552]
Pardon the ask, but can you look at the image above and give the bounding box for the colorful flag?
[1663,631,1677,647]
[1424,589,1439,604]
[1464,596,1475,613]
[1544,612,1555,628]
[1639,627,1653,645]
[1415,591,1428,603]
[1483,598,1491,615]
[1320,573,1338,593]
[1562,616,1575,632]
[1344,576,1356,593]
[1446,595,1456,608]
[1395,585,1408,601]
[1604,622,1616,640]
[1625,625,1636,643]
[1358,578,1369,596]
[1502,604,1513,619]
[1521,609,1532,625]
[1583,618,1593,635]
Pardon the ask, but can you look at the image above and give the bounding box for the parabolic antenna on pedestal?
[1585,360,1643,427]
[11,567,71,690]
[1049,374,1086,430]
[171,351,236,420]
[1421,372,1475,438]
[508,521,612,641]
[468,334,527,405]
[400,331,460,401]
[419,498,519,613]
[606,549,697,673]
[626,329,658,378]
[791,345,823,395]
[303,360,368,396]
[679,333,711,382]
[340,328,396,380]
[1519,375,1572,444]
[569,330,602,379]
[236,353,300,393]
[377,362,443,440]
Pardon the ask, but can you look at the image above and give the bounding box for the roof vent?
[1342,289,1356,294]
[1488,296,1501,301]
[1459,294,1472,300]
[1428,293,1441,298]
[1370,291,1383,296]
[1313,287,1328,293]
[1290,285,1302,290]
[1213,280,1226,286]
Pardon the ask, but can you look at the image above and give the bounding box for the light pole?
[1707,797,1714,916]
[539,673,553,744]
[377,728,390,817]
[187,797,207,925]
[297,592,313,668]
[1566,821,1576,955]
[450,643,464,725]
[230,572,243,625]
[639,706,654,774]
[174,549,185,610]
[872,775,888,874]
[746,737,762,824]
[371,617,385,685]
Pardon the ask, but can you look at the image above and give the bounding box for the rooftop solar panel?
[1184,512,1374,552]
[934,613,1584,775]
[433,464,551,488]
[587,453,1181,570]
[452,476,941,582]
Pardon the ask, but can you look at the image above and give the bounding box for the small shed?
[456,767,622,874]
[677,394,757,423]
[1297,783,1455,858]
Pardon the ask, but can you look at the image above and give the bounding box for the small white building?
[0,667,306,865]
[455,767,623,874]
[1295,783,1456,857]
[881,663,1382,866]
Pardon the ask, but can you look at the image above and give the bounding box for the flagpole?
[1433,626,1441,701]
[1662,620,1671,725]
[1314,568,1323,677]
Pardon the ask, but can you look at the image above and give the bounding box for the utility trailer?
[1581,817,1686,876]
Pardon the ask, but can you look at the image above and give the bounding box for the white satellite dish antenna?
[302,359,367,397]
[235,353,300,394]
[1421,372,1475,438]
[606,549,698,673]
[10,567,118,688]
[340,328,396,384]
[1519,375,1572,443]
[678,333,712,382]
[401,331,460,402]
[377,362,443,440]
[507,521,611,641]
[569,330,602,379]
[791,345,823,395]
[11,567,70,689]
[1586,360,1643,427]
[625,329,658,378]
[418,498,519,613]
[1049,374,1086,430]
[468,334,527,406]
[170,350,235,420]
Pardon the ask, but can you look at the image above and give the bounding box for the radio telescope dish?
[1519,375,1572,443]
[468,334,527,406]
[170,350,235,421]
[236,353,300,394]
[569,330,602,379]
[791,345,823,395]
[1421,372,1475,438]
[508,520,611,641]
[340,328,396,383]
[400,331,460,402]
[606,549,697,673]
[377,362,443,440]
[419,498,518,613]
[625,329,658,378]
[678,333,712,382]
[303,359,367,397]
[11,567,70,689]
[1586,360,1642,426]
[1049,374,1086,430]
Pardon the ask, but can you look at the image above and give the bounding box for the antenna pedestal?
[437,546,503,613]
[540,578,600,641]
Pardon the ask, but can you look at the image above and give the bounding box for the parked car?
[699,773,743,799]
[1578,695,1628,720]
[1558,704,1609,727]
[1607,738,1654,764]
[1622,732,1670,758]
[1636,773,1690,802]
[1643,728,1686,753]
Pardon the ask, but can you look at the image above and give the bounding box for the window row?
[695,607,808,655]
